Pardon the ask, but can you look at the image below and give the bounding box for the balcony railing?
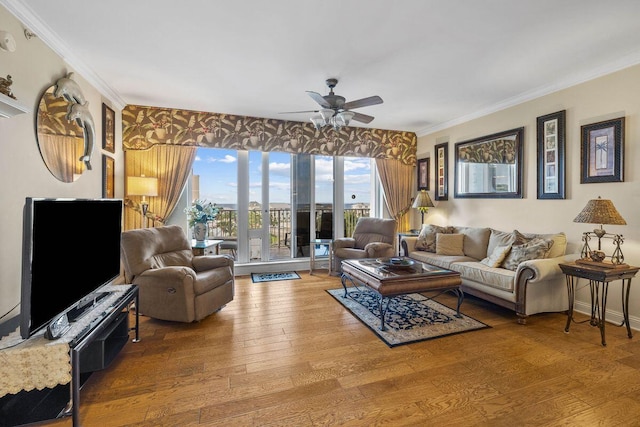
[206,208,370,249]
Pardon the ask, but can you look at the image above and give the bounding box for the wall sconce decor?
[127,175,158,227]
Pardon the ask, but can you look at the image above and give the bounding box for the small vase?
[193,221,208,242]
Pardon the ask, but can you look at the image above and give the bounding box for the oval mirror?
[36,85,87,182]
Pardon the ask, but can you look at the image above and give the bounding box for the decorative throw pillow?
[501,238,554,271]
[415,225,450,252]
[512,229,532,246]
[487,229,516,256]
[480,245,512,268]
[435,233,465,256]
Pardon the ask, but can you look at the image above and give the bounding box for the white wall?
[0,6,123,326]
[417,64,640,324]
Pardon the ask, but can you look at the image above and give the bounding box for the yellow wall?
[417,64,640,323]
[0,5,123,323]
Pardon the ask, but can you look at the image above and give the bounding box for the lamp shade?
[319,108,335,121]
[412,190,434,211]
[127,176,158,197]
[336,111,355,127]
[573,196,626,225]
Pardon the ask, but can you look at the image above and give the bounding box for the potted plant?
[185,199,221,242]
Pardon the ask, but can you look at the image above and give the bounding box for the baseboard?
[234,259,310,276]
[574,300,640,332]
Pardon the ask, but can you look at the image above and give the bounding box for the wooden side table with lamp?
[560,196,637,346]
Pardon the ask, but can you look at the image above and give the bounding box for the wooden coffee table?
[340,258,463,330]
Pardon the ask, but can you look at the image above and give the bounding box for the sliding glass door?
[190,147,374,266]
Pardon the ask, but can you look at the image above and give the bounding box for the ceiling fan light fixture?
[336,111,355,127]
[310,116,324,130]
[319,108,334,121]
[288,79,383,131]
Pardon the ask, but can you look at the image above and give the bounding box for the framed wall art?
[417,157,429,190]
[102,103,115,153]
[434,142,448,200]
[580,117,624,183]
[536,110,566,199]
[454,127,524,198]
[102,155,114,198]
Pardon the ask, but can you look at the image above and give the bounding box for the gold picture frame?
[102,103,115,153]
[102,155,114,198]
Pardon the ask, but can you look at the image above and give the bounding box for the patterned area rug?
[251,271,301,283]
[326,288,490,347]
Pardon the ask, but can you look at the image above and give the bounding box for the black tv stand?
[0,285,139,427]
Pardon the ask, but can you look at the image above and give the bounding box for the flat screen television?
[20,198,123,340]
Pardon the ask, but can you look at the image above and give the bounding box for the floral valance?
[456,138,517,164]
[122,105,417,166]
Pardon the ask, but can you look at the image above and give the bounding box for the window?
[189,148,376,265]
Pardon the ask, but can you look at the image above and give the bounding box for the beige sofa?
[400,225,578,324]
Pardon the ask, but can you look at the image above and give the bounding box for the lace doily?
[0,285,133,397]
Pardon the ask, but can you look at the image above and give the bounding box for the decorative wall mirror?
[36,73,94,182]
[454,127,524,198]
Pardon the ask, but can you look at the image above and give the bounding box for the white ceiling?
[5,0,640,135]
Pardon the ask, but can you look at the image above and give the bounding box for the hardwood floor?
[47,272,640,426]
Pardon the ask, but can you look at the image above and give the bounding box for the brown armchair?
[120,225,234,322]
[332,217,397,273]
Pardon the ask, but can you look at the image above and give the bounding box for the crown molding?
[417,49,640,137]
[1,0,127,110]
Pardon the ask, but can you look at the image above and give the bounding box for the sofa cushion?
[453,226,491,260]
[436,233,465,256]
[455,262,516,292]
[502,238,554,271]
[415,224,452,252]
[409,251,476,269]
[480,245,511,268]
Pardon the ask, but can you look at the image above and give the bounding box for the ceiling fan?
[282,78,383,129]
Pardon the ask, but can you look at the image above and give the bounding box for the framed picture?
[102,103,115,153]
[454,127,524,198]
[417,157,429,190]
[102,155,114,198]
[434,142,448,200]
[536,110,566,199]
[580,117,624,183]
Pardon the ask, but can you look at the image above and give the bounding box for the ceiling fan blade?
[343,95,383,110]
[306,91,331,108]
[351,112,375,124]
[278,110,318,114]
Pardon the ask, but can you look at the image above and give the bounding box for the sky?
[192,148,372,207]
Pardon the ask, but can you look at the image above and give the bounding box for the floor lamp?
[127,175,158,228]
[412,190,434,225]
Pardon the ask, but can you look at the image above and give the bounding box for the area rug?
[326,288,490,347]
[251,271,301,283]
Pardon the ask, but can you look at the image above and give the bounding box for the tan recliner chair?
[332,217,397,273]
[120,225,234,322]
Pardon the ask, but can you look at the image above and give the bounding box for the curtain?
[375,158,413,232]
[124,145,197,230]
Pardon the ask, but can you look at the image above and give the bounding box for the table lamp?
[127,175,158,227]
[573,196,627,266]
[412,190,435,224]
